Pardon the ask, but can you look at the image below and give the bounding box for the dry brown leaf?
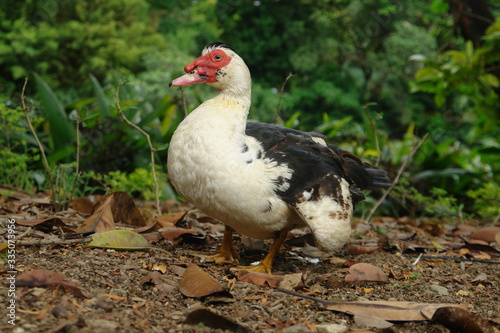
[327,300,465,321]
[160,227,200,242]
[345,263,388,285]
[16,217,74,234]
[132,222,160,234]
[470,227,500,243]
[431,307,495,333]
[71,197,94,215]
[453,224,477,236]
[139,271,163,286]
[278,273,303,290]
[170,265,186,276]
[76,192,146,233]
[238,271,284,288]
[107,192,146,226]
[354,314,393,329]
[16,269,85,298]
[279,287,467,322]
[184,308,250,332]
[178,265,224,297]
[154,212,187,227]
[345,244,381,255]
[76,195,115,233]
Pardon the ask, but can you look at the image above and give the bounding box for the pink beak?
[169,69,208,87]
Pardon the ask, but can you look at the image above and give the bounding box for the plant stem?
[274,73,296,124]
[115,84,161,216]
[364,133,429,223]
[21,78,56,203]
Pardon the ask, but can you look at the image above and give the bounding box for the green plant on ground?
[90,168,172,201]
[467,182,500,223]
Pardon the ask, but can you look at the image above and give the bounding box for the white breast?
[167,97,299,239]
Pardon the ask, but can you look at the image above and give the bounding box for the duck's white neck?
[217,84,251,112]
[208,57,252,113]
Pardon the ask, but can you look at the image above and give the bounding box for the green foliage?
[0,0,168,98]
[467,182,500,222]
[411,18,500,141]
[0,102,39,192]
[0,0,498,222]
[92,167,170,201]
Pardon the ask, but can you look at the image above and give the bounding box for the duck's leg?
[234,228,288,274]
[213,225,240,263]
[191,225,239,264]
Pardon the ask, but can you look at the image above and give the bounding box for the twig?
[16,237,92,247]
[364,133,429,223]
[69,112,82,203]
[114,84,161,216]
[404,254,500,265]
[363,105,381,167]
[17,227,32,240]
[21,78,56,203]
[180,86,188,118]
[274,73,296,124]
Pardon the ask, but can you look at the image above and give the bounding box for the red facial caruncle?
[169,49,232,87]
[184,49,232,82]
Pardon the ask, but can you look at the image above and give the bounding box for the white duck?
[168,42,390,273]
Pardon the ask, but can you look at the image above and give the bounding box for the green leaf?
[479,74,500,88]
[414,67,442,82]
[87,230,155,251]
[285,111,301,128]
[89,73,111,118]
[434,92,446,108]
[34,73,75,151]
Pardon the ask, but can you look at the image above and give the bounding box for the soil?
[1,200,499,333]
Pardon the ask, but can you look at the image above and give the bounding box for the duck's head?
[169,42,250,92]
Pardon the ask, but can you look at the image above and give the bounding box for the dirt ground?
[1,199,499,333]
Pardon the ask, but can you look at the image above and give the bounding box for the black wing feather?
[245,122,390,204]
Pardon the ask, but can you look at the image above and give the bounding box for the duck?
[168,42,390,273]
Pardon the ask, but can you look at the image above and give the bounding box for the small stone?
[429,284,449,296]
[316,323,349,333]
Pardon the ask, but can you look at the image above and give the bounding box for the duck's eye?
[214,54,223,61]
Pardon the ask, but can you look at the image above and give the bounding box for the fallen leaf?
[471,272,488,283]
[238,271,284,288]
[178,265,224,297]
[462,243,500,255]
[16,269,85,298]
[431,307,495,333]
[71,197,95,215]
[16,218,74,234]
[155,212,187,227]
[455,290,471,296]
[470,227,500,243]
[278,288,467,322]
[160,227,200,242]
[326,300,464,322]
[345,244,381,255]
[132,222,161,234]
[140,271,163,286]
[354,314,393,329]
[278,273,303,290]
[76,192,146,233]
[152,263,168,273]
[87,230,154,251]
[76,194,116,233]
[453,224,477,236]
[0,243,8,253]
[184,308,250,332]
[345,263,388,285]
